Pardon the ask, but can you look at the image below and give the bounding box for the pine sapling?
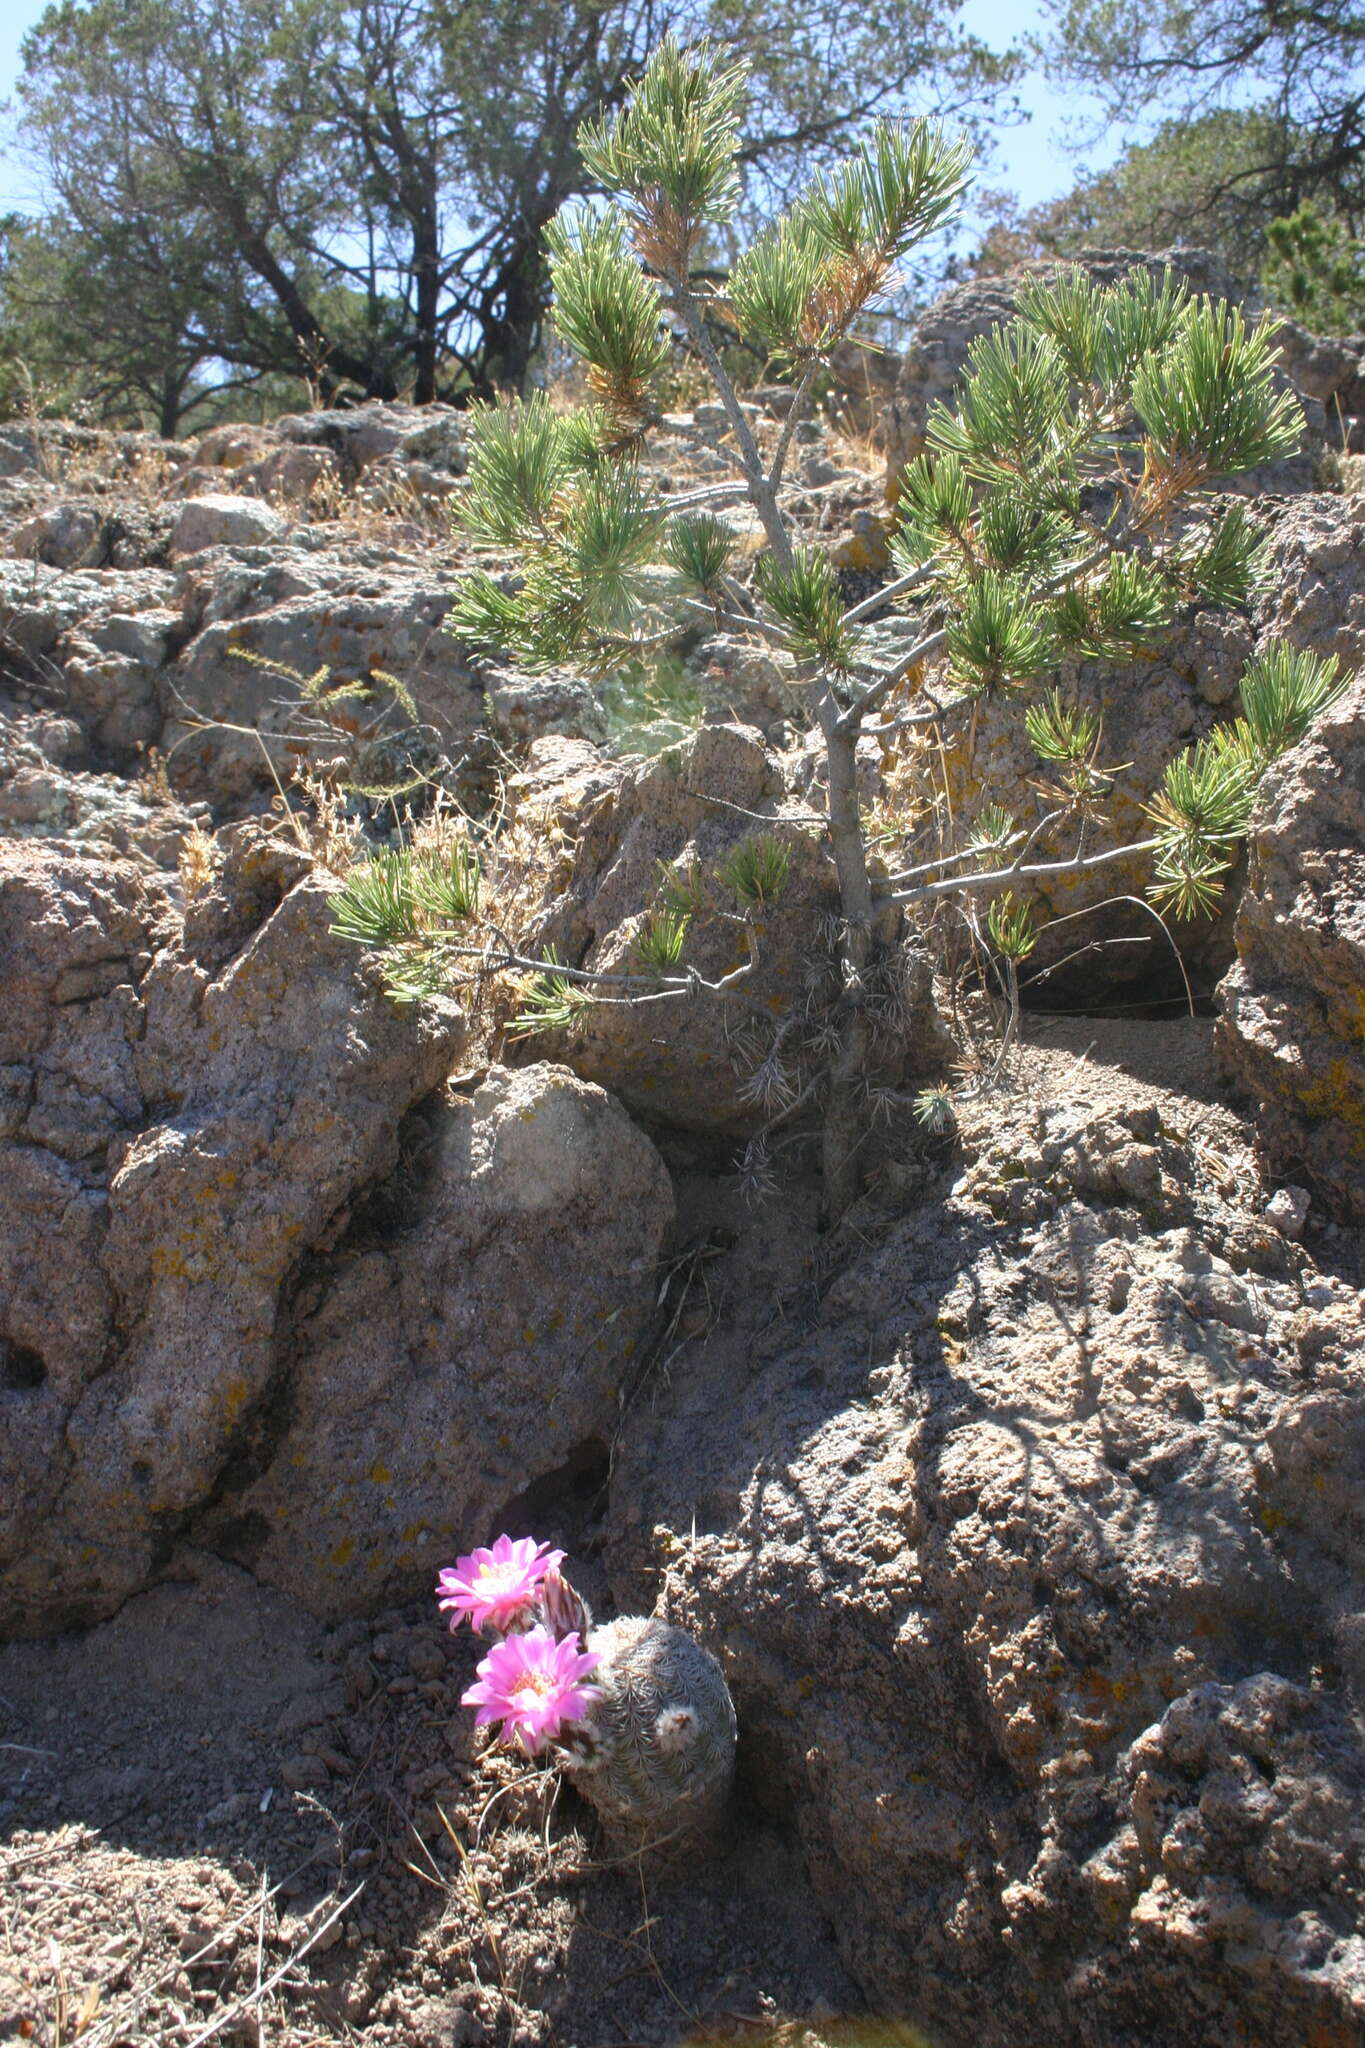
[334,38,1350,1215]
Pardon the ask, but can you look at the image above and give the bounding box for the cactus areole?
[439,1535,737,1840]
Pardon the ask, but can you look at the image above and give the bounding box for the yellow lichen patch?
[1077,1668,1133,1706]
[831,517,892,574]
[330,1535,355,1566]
[222,1376,251,1424]
[1300,1059,1365,1139]
[369,1460,392,1484]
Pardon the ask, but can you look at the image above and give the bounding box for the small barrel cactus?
[436,1534,737,1843]
[558,1614,737,1840]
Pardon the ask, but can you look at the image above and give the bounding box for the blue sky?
[0,0,1126,218]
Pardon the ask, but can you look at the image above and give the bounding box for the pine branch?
[876,835,1164,909]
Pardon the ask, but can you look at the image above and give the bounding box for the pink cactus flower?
[461,1625,601,1755]
[436,1534,565,1636]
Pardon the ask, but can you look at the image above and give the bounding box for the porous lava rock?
[169,493,288,557]
[161,540,487,807]
[0,705,195,865]
[0,559,181,763]
[607,1088,1365,2045]
[0,824,673,1632]
[1217,675,1365,1219]
[201,1062,672,1611]
[0,827,464,1630]
[1253,490,1365,673]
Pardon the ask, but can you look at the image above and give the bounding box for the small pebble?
[1264,1185,1310,1240]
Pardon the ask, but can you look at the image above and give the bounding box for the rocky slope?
[1,255,1364,2048]
[611,1035,1365,2046]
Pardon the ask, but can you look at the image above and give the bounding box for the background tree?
[15,0,406,416]
[970,110,1306,283]
[10,0,1022,421]
[1042,0,1365,238]
[0,202,253,436]
[334,40,1344,1215]
[1261,202,1365,331]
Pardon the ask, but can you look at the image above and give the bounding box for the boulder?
[270,401,467,478]
[198,1062,672,1611]
[0,826,673,1632]
[607,1084,1365,2045]
[0,708,195,866]
[1271,317,1365,408]
[175,403,468,511]
[169,494,289,556]
[0,560,182,762]
[483,662,608,748]
[1217,675,1365,1219]
[5,497,174,572]
[8,502,103,569]
[0,826,465,1631]
[161,541,487,807]
[1253,491,1365,674]
[0,421,184,487]
[687,632,801,743]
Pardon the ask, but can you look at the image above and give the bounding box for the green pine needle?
[727,212,829,363]
[946,569,1056,690]
[655,856,708,916]
[1238,643,1346,765]
[1133,300,1303,481]
[977,489,1075,577]
[803,119,972,263]
[927,323,1070,481]
[718,832,791,907]
[330,849,418,946]
[460,391,596,544]
[632,906,691,973]
[508,951,594,1039]
[1025,689,1100,765]
[1180,503,1271,608]
[987,890,1038,960]
[577,37,746,243]
[890,452,974,567]
[664,510,734,593]
[913,1085,957,1134]
[756,546,856,668]
[414,839,481,923]
[546,208,671,417]
[969,804,1019,860]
